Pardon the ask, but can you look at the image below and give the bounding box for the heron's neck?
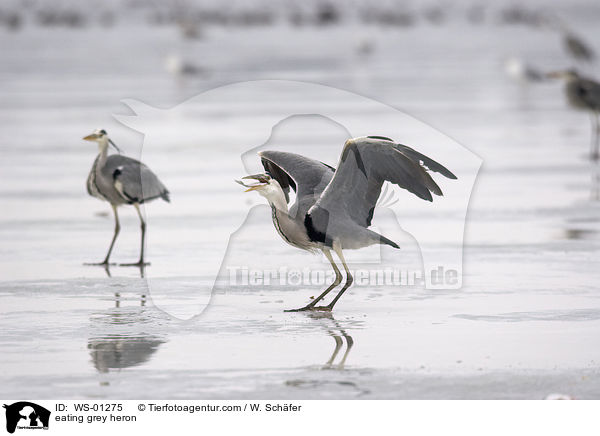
[265,186,312,249]
[265,187,289,214]
[96,139,110,163]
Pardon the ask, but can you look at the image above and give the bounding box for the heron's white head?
[236,173,287,211]
[83,129,121,153]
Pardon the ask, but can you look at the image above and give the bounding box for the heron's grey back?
[103,155,170,204]
[567,77,600,111]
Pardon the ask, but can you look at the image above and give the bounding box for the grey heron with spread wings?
[84,129,170,266]
[238,136,456,312]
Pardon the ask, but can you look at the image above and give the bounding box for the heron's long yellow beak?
[83,134,97,141]
[235,177,267,192]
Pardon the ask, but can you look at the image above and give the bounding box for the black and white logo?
[3,402,50,434]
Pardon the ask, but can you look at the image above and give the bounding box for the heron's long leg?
[593,111,600,161]
[104,205,121,263]
[135,204,147,264]
[120,204,149,267]
[589,111,599,161]
[338,333,354,368]
[325,333,343,366]
[284,249,342,312]
[323,247,354,311]
[85,204,120,266]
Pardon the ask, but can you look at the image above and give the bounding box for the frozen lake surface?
[1,3,600,399]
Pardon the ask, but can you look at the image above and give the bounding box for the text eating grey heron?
[547,70,600,160]
[84,129,170,266]
[237,136,456,312]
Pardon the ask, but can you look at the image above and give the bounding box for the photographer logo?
[3,402,50,434]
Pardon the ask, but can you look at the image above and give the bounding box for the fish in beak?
[235,174,271,192]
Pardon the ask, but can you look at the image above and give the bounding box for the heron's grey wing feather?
[577,79,600,110]
[259,151,334,203]
[103,155,170,203]
[311,139,455,228]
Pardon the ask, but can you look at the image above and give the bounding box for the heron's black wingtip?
[162,191,171,203]
[380,236,400,249]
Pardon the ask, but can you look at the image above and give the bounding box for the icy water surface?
[1,4,600,398]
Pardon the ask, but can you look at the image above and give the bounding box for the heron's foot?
[312,305,333,312]
[119,261,150,267]
[284,304,333,313]
[84,261,116,266]
[592,153,600,162]
[284,305,315,312]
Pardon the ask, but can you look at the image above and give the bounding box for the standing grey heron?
[84,129,170,266]
[237,136,456,312]
[547,70,600,160]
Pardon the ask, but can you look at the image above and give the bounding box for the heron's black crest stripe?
[304,207,333,247]
[341,142,367,178]
[367,135,394,142]
[100,129,107,135]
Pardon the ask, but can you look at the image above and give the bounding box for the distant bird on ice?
[546,70,600,160]
[84,129,170,266]
[504,57,544,83]
[237,136,456,312]
[165,54,206,77]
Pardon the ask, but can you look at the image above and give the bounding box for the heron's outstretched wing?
[104,155,170,204]
[259,151,334,203]
[310,137,456,228]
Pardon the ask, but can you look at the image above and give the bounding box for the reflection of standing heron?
[238,136,456,312]
[88,335,164,373]
[546,70,600,160]
[88,293,163,373]
[84,129,170,266]
[320,315,354,369]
